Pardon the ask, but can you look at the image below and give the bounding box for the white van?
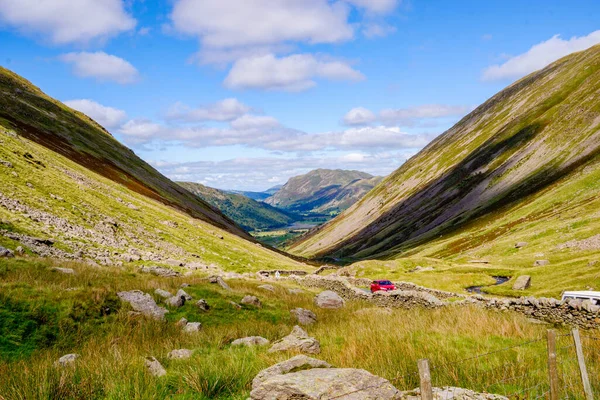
[561,291,600,305]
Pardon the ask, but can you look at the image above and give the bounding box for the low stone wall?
[293,275,444,309]
[290,274,600,329]
[258,270,308,277]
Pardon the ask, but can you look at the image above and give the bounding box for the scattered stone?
[165,259,185,267]
[231,336,270,347]
[154,288,173,299]
[408,265,434,273]
[512,275,531,290]
[139,266,180,277]
[167,349,193,360]
[183,322,202,333]
[290,308,317,325]
[166,294,186,308]
[0,160,13,168]
[145,357,167,377]
[196,299,210,311]
[269,325,320,354]
[51,267,75,274]
[26,182,33,188]
[241,295,262,307]
[515,242,528,249]
[288,288,304,294]
[55,353,79,367]
[162,220,178,228]
[176,317,188,327]
[229,301,242,309]
[398,386,508,400]
[252,355,332,389]
[0,246,14,258]
[209,275,232,291]
[15,246,24,255]
[258,284,275,292]
[534,260,549,266]
[176,289,192,301]
[314,290,345,309]
[127,203,140,211]
[180,283,190,288]
[117,290,169,320]
[250,368,399,400]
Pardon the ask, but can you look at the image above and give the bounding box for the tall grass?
[1,257,598,399]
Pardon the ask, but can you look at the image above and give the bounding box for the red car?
[370,280,396,293]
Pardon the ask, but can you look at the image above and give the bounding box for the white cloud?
[224,53,364,91]
[64,99,127,129]
[482,30,600,81]
[166,98,251,122]
[379,104,470,125]
[0,0,135,45]
[362,23,396,38]
[170,0,353,49]
[344,0,399,14]
[60,52,140,84]
[343,107,377,126]
[230,115,281,130]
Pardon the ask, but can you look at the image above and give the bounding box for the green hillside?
[265,169,382,216]
[0,67,305,272]
[290,44,600,296]
[178,182,298,231]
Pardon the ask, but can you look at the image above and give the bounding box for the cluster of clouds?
[343,104,471,127]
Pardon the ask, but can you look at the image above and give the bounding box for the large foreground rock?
[399,387,508,400]
[315,290,345,309]
[250,368,399,400]
[512,275,531,290]
[269,325,320,354]
[252,355,331,389]
[117,290,168,320]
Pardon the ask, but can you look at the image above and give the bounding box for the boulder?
[512,275,531,291]
[515,242,528,249]
[231,336,270,347]
[183,322,202,333]
[167,349,193,360]
[250,368,399,400]
[15,246,24,255]
[154,289,173,299]
[209,275,232,291]
[145,357,167,377]
[0,246,14,258]
[196,299,210,311]
[534,260,549,266]
[269,325,320,354]
[290,308,317,325]
[165,294,186,308]
[314,290,345,309]
[55,353,79,367]
[176,289,192,301]
[252,355,331,389]
[139,266,180,277]
[229,301,242,309]
[51,267,75,274]
[398,386,508,400]
[288,288,304,294]
[258,284,275,292]
[241,295,262,308]
[176,317,188,327]
[117,290,169,320]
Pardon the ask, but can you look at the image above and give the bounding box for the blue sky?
[1,0,599,190]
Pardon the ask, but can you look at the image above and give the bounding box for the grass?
[1,257,599,399]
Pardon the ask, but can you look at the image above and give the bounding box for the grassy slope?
[290,45,600,295]
[265,169,380,215]
[2,257,596,399]
[178,182,298,232]
[0,124,304,272]
[0,66,247,238]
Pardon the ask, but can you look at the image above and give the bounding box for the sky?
[1,1,599,191]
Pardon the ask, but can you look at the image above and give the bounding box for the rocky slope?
[291,45,600,264]
[0,66,247,239]
[0,67,305,271]
[178,182,298,231]
[265,169,382,216]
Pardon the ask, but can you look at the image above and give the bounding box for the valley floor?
[1,257,599,399]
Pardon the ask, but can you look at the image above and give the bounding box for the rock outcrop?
[314,290,345,309]
[241,295,262,307]
[269,325,320,354]
[117,290,168,320]
[399,386,508,400]
[252,355,332,389]
[231,336,270,347]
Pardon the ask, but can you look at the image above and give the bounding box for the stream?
[466,276,510,294]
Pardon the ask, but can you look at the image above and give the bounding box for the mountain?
[265,169,383,215]
[0,66,305,271]
[290,45,600,264]
[178,182,298,231]
[227,185,282,201]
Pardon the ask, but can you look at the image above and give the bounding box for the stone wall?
[290,274,600,329]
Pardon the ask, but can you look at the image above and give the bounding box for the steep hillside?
[0,66,248,239]
[265,169,382,215]
[0,68,306,272]
[291,45,600,267]
[178,181,298,231]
